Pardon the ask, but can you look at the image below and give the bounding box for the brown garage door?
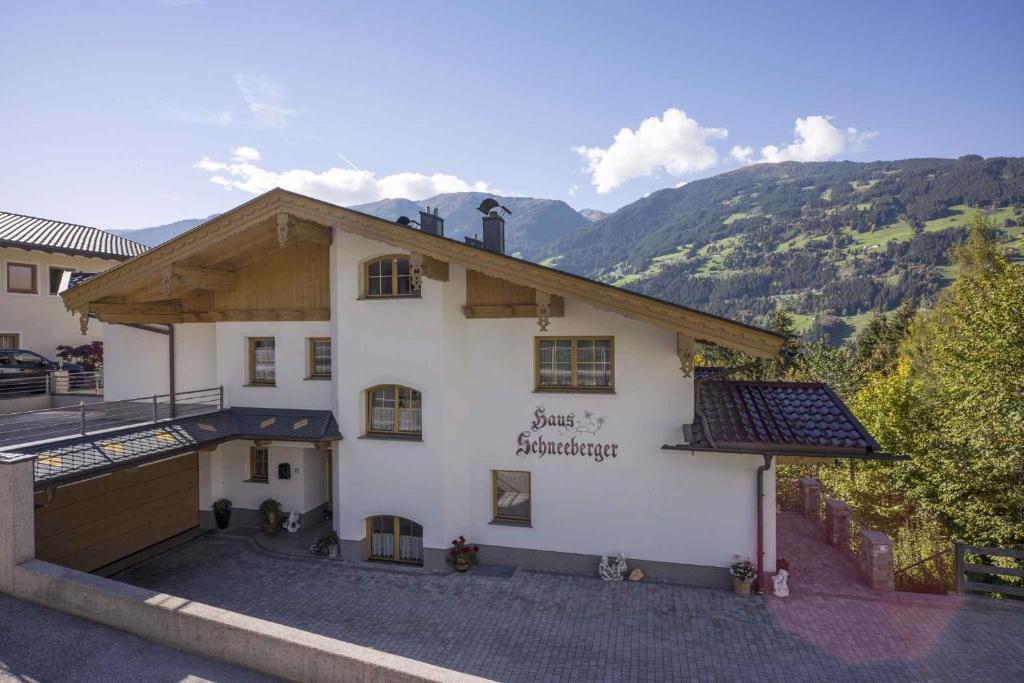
[34,453,199,572]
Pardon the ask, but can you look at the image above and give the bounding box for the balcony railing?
[0,386,223,449]
[0,371,104,398]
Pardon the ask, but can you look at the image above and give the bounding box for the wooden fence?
[956,543,1024,599]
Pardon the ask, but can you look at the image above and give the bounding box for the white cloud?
[194,147,495,205]
[736,116,878,165]
[573,108,728,193]
[568,184,580,196]
[235,74,295,129]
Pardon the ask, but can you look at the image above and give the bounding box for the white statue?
[772,569,789,597]
[284,510,301,534]
[599,553,628,581]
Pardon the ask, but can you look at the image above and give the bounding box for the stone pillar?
[860,530,894,591]
[0,458,35,594]
[798,477,822,522]
[825,499,851,549]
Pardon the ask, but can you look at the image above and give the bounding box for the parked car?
[0,350,85,394]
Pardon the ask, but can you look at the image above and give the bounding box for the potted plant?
[446,536,479,572]
[212,498,232,529]
[729,557,756,596]
[309,531,339,558]
[259,498,283,535]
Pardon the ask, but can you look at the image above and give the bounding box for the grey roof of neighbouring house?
[1,407,342,489]
[0,211,147,260]
[664,379,902,460]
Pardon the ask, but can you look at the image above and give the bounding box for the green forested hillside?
[543,156,1024,343]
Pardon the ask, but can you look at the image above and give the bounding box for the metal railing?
[0,386,223,448]
[894,548,955,594]
[0,371,105,398]
[0,375,49,397]
[50,371,104,395]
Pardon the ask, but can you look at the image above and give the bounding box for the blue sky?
[1,1,1022,229]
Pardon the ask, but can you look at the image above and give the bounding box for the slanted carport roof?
[3,407,341,490]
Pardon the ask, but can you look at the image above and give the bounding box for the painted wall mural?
[515,405,619,463]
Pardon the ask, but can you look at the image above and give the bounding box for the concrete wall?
[0,245,119,357]
[0,394,50,415]
[10,560,483,683]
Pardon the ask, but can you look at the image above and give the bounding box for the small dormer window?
[364,255,417,298]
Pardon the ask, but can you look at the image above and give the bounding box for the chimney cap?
[477,198,512,216]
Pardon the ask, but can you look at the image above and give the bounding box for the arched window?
[366,515,423,564]
[366,384,422,436]
[363,255,417,298]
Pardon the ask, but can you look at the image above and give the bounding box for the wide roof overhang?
[62,188,786,358]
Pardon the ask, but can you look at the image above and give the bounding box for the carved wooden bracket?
[677,333,695,377]
[536,291,552,331]
[276,213,290,247]
[409,253,425,290]
[162,270,174,297]
[79,310,90,335]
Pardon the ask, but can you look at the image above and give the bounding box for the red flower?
[459,536,465,542]
[473,546,480,552]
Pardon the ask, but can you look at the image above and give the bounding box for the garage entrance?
[34,453,199,573]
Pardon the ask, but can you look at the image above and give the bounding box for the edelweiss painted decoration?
[515,405,619,462]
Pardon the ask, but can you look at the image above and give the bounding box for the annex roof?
[666,380,900,460]
[1,407,341,489]
[0,211,147,260]
[60,188,786,358]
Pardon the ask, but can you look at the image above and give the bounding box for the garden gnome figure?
[772,569,789,597]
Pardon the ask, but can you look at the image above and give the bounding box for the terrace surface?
[114,517,1024,682]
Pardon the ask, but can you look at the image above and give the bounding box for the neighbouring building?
[0,211,147,355]
[1,189,893,588]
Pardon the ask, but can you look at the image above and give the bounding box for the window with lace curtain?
[535,337,614,391]
[365,384,422,437]
[247,337,275,386]
[307,337,331,379]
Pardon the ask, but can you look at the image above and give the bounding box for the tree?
[56,341,103,371]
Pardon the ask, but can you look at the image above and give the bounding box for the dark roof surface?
[4,407,341,488]
[66,271,97,289]
[673,380,894,459]
[0,211,147,260]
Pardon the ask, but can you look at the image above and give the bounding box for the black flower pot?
[214,508,231,529]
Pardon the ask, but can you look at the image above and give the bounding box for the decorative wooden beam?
[179,307,330,323]
[463,301,565,319]
[677,333,695,377]
[167,263,238,291]
[91,301,183,317]
[423,256,449,282]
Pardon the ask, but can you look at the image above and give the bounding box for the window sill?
[244,383,277,388]
[244,479,269,484]
[533,387,615,395]
[489,519,532,528]
[357,295,422,301]
[359,433,423,442]
[304,376,332,381]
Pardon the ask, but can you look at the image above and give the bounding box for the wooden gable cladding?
[464,269,565,319]
[74,212,331,324]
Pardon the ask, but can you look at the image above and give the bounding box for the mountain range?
[116,156,1024,345]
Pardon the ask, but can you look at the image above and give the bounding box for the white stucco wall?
[1,246,120,357]
[102,322,216,401]
[201,441,327,515]
[101,225,776,575]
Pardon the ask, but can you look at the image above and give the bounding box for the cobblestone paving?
[117,535,1024,682]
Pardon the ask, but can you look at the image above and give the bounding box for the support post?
[798,477,822,522]
[859,530,894,591]
[954,542,965,594]
[825,499,851,549]
[0,458,35,594]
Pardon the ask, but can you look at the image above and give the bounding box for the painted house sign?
[516,405,619,463]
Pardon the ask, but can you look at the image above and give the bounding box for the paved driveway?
[116,534,1024,682]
